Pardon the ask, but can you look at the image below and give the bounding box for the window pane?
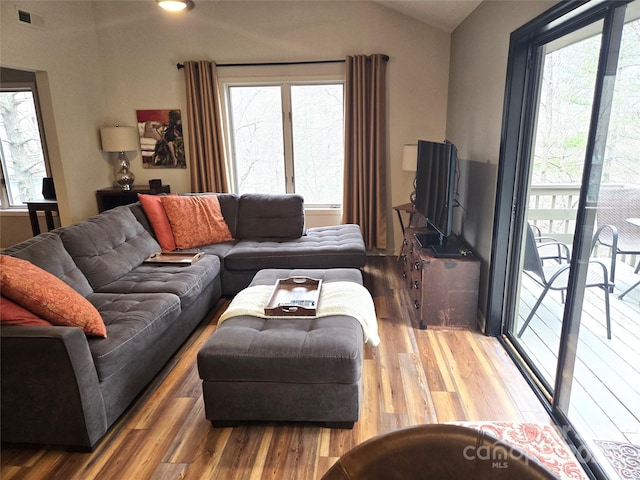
[0,90,47,206]
[228,86,285,194]
[514,21,602,392]
[291,84,344,206]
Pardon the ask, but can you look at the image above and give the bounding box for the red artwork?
[136,109,185,168]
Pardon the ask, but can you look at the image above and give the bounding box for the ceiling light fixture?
[156,0,194,12]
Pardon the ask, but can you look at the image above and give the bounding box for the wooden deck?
[516,257,640,475]
[1,256,555,480]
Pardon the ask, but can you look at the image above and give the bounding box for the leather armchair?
[322,424,559,480]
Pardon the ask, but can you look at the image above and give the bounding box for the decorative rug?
[449,421,588,480]
[594,440,640,479]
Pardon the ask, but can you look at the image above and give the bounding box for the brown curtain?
[342,54,388,250]
[183,61,229,193]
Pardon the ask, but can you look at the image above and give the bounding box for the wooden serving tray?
[144,252,204,265]
[264,277,322,316]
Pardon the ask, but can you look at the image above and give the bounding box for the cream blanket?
[218,282,380,347]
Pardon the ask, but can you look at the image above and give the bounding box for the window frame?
[0,79,51,210]
[218,67,345,209]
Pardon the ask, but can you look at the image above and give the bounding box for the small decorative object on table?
[264,276,322,316]
[42,177,57,200]
[149,179,163,189]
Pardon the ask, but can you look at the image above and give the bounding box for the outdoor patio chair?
[518,223,612,339]
[591,185,640,290]
[530,224,571,265]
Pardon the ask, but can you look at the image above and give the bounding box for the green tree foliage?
[532,17,640,187]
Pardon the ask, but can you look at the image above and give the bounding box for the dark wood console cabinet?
[96,185,170,212]
[400,227,480,330]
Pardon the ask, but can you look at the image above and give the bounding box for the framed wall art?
[136,109,186,168]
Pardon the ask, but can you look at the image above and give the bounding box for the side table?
[393,202,416,260]
[25,199,59,236]
[393,202,416,235]
[96,185,170,212]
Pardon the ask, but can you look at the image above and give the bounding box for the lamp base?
[114,151,135,190]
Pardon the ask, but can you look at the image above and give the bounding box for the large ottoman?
[197,268,377,428]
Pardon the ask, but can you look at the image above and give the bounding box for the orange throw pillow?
[0,295,54,327]
[160,195,233,249]
[138,193,177,252]
[0,255,107,337]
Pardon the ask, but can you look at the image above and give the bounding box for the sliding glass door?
[490,1,640,478]
[513,20,604,393]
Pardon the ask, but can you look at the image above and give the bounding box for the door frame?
[486,1,633,478]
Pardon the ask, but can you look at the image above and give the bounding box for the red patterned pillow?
[0,295,54,327]
[138,193,177,252]
[0,255,107,337]
[160,195,233,249]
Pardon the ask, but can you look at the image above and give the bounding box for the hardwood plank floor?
[1,256,552,479]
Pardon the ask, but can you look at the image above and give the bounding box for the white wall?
[0,1,109,226]
[447,0,558,319]
[92,0,451,253]
[1,1,450,251]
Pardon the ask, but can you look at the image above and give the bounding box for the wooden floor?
[1,256,553,480]
[516,258,640,468]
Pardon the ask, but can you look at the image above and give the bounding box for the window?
[223,79,344,208]
[0,81,49,208]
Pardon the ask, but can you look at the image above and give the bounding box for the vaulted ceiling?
[377,0,483,32]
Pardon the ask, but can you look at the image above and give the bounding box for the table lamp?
[402,144,418,205]
[100,125,140,190]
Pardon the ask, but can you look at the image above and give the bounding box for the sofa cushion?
[235,193,305,239]
[198,315,363,384]
[87,292,181,382]
[60,206,160,289]
[137,193,177,252]
[0,255,107,337]
[2,232,93,296]
[161,195,233,249]
[95,254,221,306]
[0,296,53,327]
[224,224,367,270]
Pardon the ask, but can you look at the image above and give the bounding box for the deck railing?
[528,185,581,245]
[528,184,638,267]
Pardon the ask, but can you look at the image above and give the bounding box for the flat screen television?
[414,139,458,255]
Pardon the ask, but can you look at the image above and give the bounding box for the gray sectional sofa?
[0,193,366,450]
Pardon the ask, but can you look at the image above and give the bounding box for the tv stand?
[401,227,480,330]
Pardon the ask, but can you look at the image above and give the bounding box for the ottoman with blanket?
[197,268,379,428]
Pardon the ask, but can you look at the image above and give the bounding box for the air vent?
[18,9,30,23]
[16,7,44,29]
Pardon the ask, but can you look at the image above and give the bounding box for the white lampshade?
[401,144,418,172]
[100,126,139,153]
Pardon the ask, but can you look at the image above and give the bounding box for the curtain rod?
[176,55,389,70]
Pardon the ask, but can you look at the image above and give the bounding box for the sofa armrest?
[1,326,108,450]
